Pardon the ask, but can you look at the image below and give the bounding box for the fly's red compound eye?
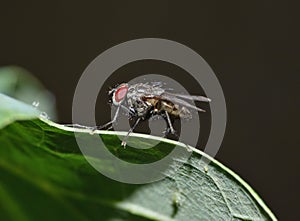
[113,84,128,105]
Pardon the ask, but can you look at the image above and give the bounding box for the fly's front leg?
[120,104,137,119]
[93,104,121,131]
[120,104,130,115]
[121,117,141,147]
[62,124,94,130]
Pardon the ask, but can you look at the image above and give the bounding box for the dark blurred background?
[0,1,299,220]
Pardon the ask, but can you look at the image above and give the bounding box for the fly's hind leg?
[164,111,176,135]
[164,111,192,152]
[121,117,141,147]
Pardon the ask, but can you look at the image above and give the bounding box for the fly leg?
[163,111,192,151]
[120,104,136,119]
[121,117,141,147]
[164,111,176,135]
[62,124,94,130]
[92,105,121,131]
[120,104,130,115]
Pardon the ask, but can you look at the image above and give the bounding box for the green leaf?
[0,93,277,221]
[0,66,57,120]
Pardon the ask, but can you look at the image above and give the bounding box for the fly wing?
[163,92,211,102]
[160,93,207,112]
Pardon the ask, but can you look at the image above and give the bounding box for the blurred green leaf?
[0,93,277,221]
[0,66,56,120]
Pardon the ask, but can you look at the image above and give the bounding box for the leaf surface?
[0,94,277,221]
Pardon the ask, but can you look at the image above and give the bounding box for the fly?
[96,82,211,147]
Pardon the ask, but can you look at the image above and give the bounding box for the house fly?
[96,82,211,147]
